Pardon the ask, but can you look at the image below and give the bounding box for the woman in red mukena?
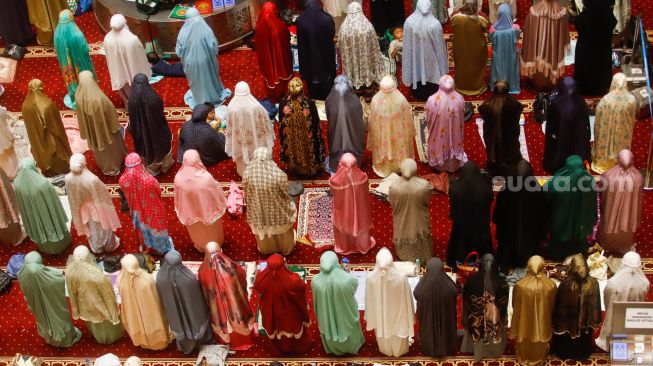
[254,2,293,102]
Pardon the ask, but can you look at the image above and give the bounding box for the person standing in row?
[174,150,227,252]
[413,257,458,358]
[176,7,231,107]
[225,81,275,177]
[0,0,33,48]
[65,245,124,345]
[447,161,494,267]
[543,77,591,174]
[119,153,174,254]
[338,1,384,91]
[254,253,313,354]
[545,155,597,260]
[18,251,82,347]
[551,253,602,360]
[118,254,173,351]
[493,160,545,271]
[75,70,127,176]
[198,242,255,350]
[389,159,433,264]
[365,247,415,357]
[591,73,637,174]
[488,4,521,94]
[296,0,336,100]
[329,153,375,255]
[127,73,174,176]
[596,150,643,254]
[451,0,489,96]
[278,77,326,178]
[0,169,24,246]
[520,0,570,90]
[325,75,367,174]
[243,147,297,255]
[311,251,365,355]
[426,75,468,172]
[54,9,95,109]
[0,106,19,180]
[478,80,524,177]
[461,254,509,361]
[103,14,152,106]
[158,250,214,354]
[254,1,293,102]
[368,76,415,177]
[596,251,650,351]
[370,0,405,35]
[66,154,121,254]
[402,0,449,100]
[509,255,557,366]
[573,0,617,96]
[21,79,72,177]
[14,157,71,254]
[25,0,68,45]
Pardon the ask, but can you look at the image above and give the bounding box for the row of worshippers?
[1,0,623,113]
[368,148,641,273]
[36,7,230,112]
[16,242,650,362]
[256,0,621,104]
[447,151,643,272]
[362,70,637,182]
[7,2,632,181]
[480,72,639,178]
[1,139,641,281]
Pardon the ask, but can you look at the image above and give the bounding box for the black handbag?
[0,269,12,294]
[1,44,27,61]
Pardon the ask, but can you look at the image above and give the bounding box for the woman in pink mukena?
[329,153,375,254]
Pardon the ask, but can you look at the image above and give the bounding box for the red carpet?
[1,0,653,362]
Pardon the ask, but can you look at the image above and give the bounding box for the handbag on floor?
[456,251,479,284]
[1,45,27,61]
[0,269,12,294]
[631,86,652,118]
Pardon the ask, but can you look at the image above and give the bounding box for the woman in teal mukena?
[311,251,365,355]
[18,251,82,348]
[176,7,231,108]
[54,9,95,109]
[488,4,521,94]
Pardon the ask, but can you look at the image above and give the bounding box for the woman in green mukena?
[544,155,598,260]
[53,9,95,109]
[14,157,71,254]
[17,251,82,348]
[310,251,365,355]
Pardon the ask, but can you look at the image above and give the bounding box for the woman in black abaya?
[492,160,545,272]
[413,257,458,357]
[478,81,524,177]
[542,77,591,174]
[573,0,617,95]
[296,0,336,100]
[127,73,174,176]
[447,161,494,268]
[0,0,34,46]
[371,0,406,35]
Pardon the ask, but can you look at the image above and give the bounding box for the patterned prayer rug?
[296,187,334,250]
